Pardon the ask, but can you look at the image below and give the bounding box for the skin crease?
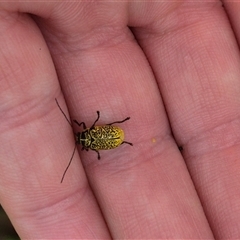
[0,1,240,239]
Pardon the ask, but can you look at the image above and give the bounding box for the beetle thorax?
[76,130,92,147]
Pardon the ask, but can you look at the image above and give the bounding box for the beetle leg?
[90,111,100,129]
[91,149,100,160]
[73,120,86,129]
[107,117,130,125]
[122,141,133,146]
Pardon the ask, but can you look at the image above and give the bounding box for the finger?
[32,2,214,239]
[133,1,240,238]
[222,1,240,42]
[0,8,110,239]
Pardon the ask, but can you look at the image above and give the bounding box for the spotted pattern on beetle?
[81,125,125,150]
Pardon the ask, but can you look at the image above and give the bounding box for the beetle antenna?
[61,144,77,183]
[55,98,72,126]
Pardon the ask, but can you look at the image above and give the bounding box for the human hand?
[0,1,239,239]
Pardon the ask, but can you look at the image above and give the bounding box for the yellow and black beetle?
[55,99,132,182]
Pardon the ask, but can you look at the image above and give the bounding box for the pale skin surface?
[0,1,240,239]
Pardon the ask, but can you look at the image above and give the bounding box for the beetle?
[55,98,132,182]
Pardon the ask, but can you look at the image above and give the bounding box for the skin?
[0,1,240,239]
